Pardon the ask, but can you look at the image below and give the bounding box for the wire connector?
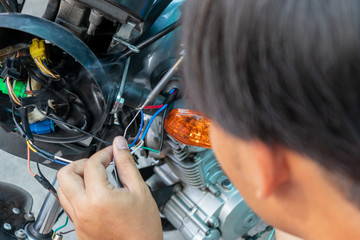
[34,174,57,193]
[0,58,21,80]
[29,38,48,62]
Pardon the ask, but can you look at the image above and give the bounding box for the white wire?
[54,156,73,164]
[123,109,141,138]
[130,141,144,155]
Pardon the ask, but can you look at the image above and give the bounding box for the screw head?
[12,208,20,215]
[15,229,26,238]
[3,223,12,231]
[24,212,35,221]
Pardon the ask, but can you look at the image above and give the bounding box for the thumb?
[113,136,144,191]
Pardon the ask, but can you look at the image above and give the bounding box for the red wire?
[143,105,165,110]
[27,146,36,177]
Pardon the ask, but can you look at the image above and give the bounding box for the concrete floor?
[0,1,274,239]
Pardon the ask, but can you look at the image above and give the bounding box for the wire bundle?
[33,58,60,79]
[5,76,22,105]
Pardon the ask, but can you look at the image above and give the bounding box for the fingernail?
[114,136,128,150]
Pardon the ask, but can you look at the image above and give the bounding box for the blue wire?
[169,88,176,94]
[54,160,68,166]
[140,104,168,141]
[129,110,144,148]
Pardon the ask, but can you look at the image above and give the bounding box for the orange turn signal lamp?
[164,108,211,148]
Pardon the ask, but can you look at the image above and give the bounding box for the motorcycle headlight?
[164,108,211,148]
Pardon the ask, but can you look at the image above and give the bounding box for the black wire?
[159,89,177,151]
[60,229,75,235]
[35,106,111,146]
[159,107,167,151]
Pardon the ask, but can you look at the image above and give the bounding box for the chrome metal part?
[163,183,259,240]
[111,57,131,114]
[15,229,26,239]
[112,36,140,53]
[53,233,63,240]
[3,223,12,231]
[33,179,61,235]
[163,137,259,239]
[154,164,180,186]
[87,9,104,36]
[12,208,20,215]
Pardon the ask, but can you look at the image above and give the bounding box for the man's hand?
[57,136,163,240]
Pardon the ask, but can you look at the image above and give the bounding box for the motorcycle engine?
[0,0,260,239]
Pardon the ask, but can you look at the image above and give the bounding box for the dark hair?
[182,0,360,203]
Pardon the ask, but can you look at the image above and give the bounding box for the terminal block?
[0,58,21,80]
[0,79,27,98]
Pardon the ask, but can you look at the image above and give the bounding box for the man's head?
[182,0,360,235]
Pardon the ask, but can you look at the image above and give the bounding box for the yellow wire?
[6,77,21,105]
[26,140,38,153]
[34,57,59,79]
[34,58,53,77]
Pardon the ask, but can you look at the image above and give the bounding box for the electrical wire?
[33,57,60,79]
[60,229,75,235]
[267,229,275,240]
[54,217,68,233]
[123,109,141,138]
[35,106,111,145]
[143,105,164,110]
[27,145,36,177]
[141,146,164,157]
[130,140,144,155]
[140,104,168,141]
[159,106,168,151]
[128,110,144,148]
[6,76,21,105]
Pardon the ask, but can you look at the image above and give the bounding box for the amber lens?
[164,109,211,148]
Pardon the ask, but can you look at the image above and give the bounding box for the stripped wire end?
[130,140,144,155]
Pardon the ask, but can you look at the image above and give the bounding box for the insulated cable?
[140,104,168,141]
[54,217,68,233]
[143,105,165,110]
[35,106,111,145]
[6,76,21,105]
[27,145,36,177]
[128,110,144,148]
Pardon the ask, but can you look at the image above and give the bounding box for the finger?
[83,146,113,194]
[57,187,76,220]
[113,136,144,192]
[57,159,87,204]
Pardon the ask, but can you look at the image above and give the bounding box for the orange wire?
[27,145,35,177]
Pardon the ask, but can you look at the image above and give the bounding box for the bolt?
[15,229,26,239]
[24,212,35,221]
[12,208,20,215]
[3,223,12,231]
[173,184,182,193]
[221,179,232,190]
[211,219,219,228]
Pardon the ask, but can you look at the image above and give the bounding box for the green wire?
[268,228,275,240]
[141,146,160,154]
[54,216,69,233]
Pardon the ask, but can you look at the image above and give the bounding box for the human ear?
[247,141,290,199]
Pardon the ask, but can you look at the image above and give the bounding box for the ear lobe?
[250,141,290,199]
